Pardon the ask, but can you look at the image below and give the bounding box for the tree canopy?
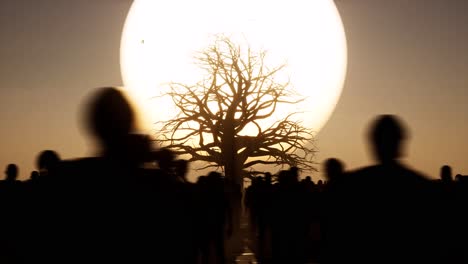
[156,36,316,182]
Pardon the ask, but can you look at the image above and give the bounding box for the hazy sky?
[1,0,467,180]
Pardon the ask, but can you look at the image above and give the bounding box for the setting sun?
[120,0,347,135]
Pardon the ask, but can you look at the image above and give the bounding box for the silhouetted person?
[265,172,272,185]
[317,179,324,189]
[5,163,18,182]
[440,165,453,183]
[449,172,468,262]
[1,164,22,214]
[256,173,274,263]
[303,175,313,184]
[174,159,189,182]
[0,164,25,263]
[324,158,344,183]
[156,147,176,175]
[51,87,172,263]
[319,158,345,263]
[324,115,434,263]
[86,87,134,155]
[435,164,461,262]
[270,169,308,263]
[36,150,61,177]
[29,171,39,182]
[198,172,232,264]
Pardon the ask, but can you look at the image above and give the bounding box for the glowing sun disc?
[120,0,347,136]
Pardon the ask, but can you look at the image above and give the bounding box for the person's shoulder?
[58,157,105,176]
[60,157,102,168]
[348,165,380,175]
[346,165,381,181]
[63,157,101,164]
[327,166,371,190]
[346,164,408,189]
[0,180,8,189]
[396,163,431,182]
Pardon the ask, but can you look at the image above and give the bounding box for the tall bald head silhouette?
[440,165,453,182]
[5,163,18,181]
[85,87,135,151]
[368,115,407,164]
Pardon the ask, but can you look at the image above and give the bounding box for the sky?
[0,0,467,180]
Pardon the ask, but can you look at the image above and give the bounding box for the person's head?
[156,148,175,173]
[264,172,272,184]
[440,165,453,182]
[5,164,18,181]
[207,171,222,179]
[278,170,289,185]
[251,176,260,186]
[174,159,189,179]
[289,166,300,183]
[36,150,61,175]
[324,158,344,181]
[290,166,299,176]
[85,87,135,151]
[368,115,407,163]
[30,171,40,181]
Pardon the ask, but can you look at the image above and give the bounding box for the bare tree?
[156,36,316,184]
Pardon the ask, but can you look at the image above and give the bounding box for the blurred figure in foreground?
[50,87,178,263]
[324,115,434,263]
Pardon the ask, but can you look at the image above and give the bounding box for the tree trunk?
[220,119,246,261]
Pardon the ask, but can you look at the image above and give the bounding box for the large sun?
[120,0,347,136]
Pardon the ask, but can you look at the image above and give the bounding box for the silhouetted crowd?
[245,163,468,264]
[1,87,467,263]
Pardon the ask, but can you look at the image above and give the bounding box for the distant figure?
[198,171,231,264]
[264,172,272,185]
[437,164,461,262]
[290,166,300,182]
[323,158,344,182]
[317,179,324,188]
[30,171,40,182]
[302,176,314,187]
[174,159,189,182]
[440,165,453,183]
[4,164,18,182]
[0,164,23,262]
[321,158,346,263]
[156,147,175,174]
[271,169,308,263]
